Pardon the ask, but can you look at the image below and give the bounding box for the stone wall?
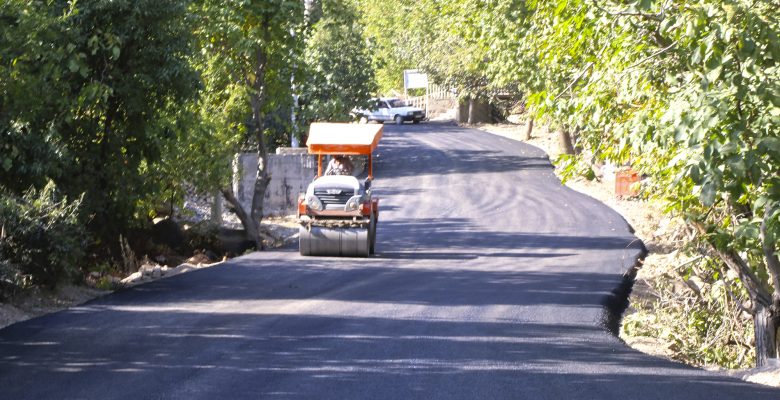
[233,148,318,216]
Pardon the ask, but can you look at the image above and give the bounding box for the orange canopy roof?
[306,123,383,155]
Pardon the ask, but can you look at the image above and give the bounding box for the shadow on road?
[377,218,643,254]
[374,126,551,179]
[1,294,776,399]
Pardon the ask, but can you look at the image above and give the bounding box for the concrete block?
[233,151,318,216]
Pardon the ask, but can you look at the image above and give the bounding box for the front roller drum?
[299,226,370,257]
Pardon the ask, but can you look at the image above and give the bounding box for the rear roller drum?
[299,226,370,257]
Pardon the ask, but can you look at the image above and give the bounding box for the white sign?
[403,70,428,90]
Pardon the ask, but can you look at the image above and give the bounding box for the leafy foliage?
[358,0,420,94]
[301,0,376,122]
[0,182,86,291]
[1,0,198,240]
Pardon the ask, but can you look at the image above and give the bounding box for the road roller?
[298,123,382,257]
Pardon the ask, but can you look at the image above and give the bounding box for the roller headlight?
[345,195,362,211]
[306,194,323,211]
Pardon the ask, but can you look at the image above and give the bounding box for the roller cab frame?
[298,123,382,257]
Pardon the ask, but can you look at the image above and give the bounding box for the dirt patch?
[0,285,109,330]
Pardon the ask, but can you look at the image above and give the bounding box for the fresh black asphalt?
[1,122,778,399]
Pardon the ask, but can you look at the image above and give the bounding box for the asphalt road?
[2,122,778,399]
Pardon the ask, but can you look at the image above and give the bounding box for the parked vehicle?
[356,98,426,125]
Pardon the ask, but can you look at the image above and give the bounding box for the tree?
[1,0,198,250]
[358,0,422,94]
[300,0,377,123]
[191,0,306,249]
[0,1,72,193]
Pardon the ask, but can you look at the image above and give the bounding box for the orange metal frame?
[306,123,383,179]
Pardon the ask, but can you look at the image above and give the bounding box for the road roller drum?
[299,226,370,257]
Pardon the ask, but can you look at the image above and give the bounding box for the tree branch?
[554,62,593,101]
[553,33,613,101]
[693,221,773,309]
[221,187,274,245]
[620,40,678,76]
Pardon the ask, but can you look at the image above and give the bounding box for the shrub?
[622,256,755,369]
[0,181,86,292]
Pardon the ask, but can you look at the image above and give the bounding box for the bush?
[622,256,755,369]
[0,181,86,292]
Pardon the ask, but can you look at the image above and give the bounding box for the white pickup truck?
[356,98,426,125]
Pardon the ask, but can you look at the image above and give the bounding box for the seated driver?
[325,155,354,176]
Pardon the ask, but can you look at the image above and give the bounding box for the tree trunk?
[221,187,260,243]
[220,18,276,251]
[695,220,778,366]
[558,128,575,155]
[759,203,780,365]
[468,97,475,125]
[304,0,322,26]
[524,118,534,140]
[250,168,271,250]
[754,303,779,366]
[221,186,274,250]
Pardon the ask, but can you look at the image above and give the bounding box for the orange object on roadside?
[615,169,640,198]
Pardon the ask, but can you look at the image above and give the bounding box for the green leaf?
[691,45,703,65]
[706,66,722,82]
[735,221,760,240]
[727,155,746,178]
[690,165,701,183]
[701,181,717,206]
[758,137,780,156]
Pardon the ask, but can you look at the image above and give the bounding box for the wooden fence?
[405,84,456,109]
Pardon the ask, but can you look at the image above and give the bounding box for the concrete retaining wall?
[427,98,458,119]
[233,149,318,216]
[456,99,492,123]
